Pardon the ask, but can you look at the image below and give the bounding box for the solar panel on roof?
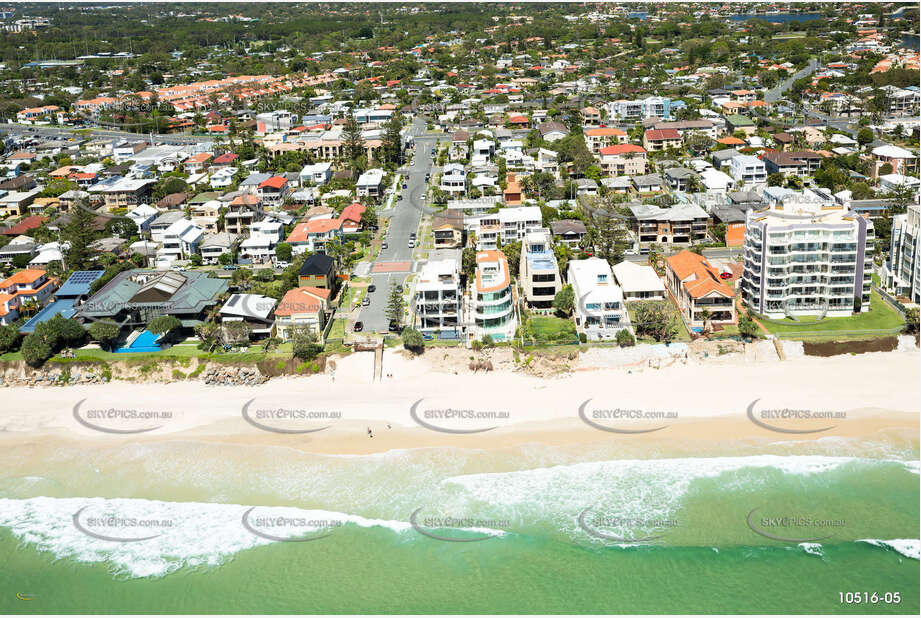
[227,295,240,307]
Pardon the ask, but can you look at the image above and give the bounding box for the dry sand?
[1,346,918,456]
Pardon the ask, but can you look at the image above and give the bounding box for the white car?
[408,240,415,248]
[275,261,290,268]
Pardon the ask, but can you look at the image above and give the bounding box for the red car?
[719,272,732,280]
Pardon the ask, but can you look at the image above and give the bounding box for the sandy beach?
[2,346,918,455]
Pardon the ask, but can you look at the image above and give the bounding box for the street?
[357,116,440,332]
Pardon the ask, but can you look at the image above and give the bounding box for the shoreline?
[3,348,918,456]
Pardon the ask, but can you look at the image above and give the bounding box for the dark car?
[388,321,401,333]
[353,321,364,332]
[368,284,376,293]
[409,232,416,239]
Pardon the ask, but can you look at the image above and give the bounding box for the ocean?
[0,439,918,613]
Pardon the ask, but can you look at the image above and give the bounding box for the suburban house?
[273,286,330,339]
[568,257,630,341]
[519,230,561,310]
[611,260,667,301]
[0,269,57,325]
[440,163,467,195]
[75,270,228,333]
[665,250,736,329]
[724,114,756,136]
[550,219,587,248]
[298,162,333,186]
[643,128,682,152]
[538,121,568,142]
[584,127,628,153]
[219,293,277,340]
[19,270,104,334]
[297,253,336,289]
[432,213,464,248]
[870,145,918,178]
[761,151,823,177]
[728,154,767,185]
[257,175,292,208]
[200,232,241,264]
[356,168,385,198]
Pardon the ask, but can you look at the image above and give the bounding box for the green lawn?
[525,316,579,344]
[759,291,905,339]
[625,301,692,344]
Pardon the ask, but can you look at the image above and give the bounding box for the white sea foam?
[0,497,412,579]
[441,455,895,542]
[857,539,920,561]
[798,542,824,557]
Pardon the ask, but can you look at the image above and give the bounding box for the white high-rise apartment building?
[741,199,874,318]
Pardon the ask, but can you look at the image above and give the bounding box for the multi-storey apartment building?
[886,203,920,304]
[598,144,647,177]
[414,259,462,334]
[469,250,517,342]
[466,206,543,250]
[519,230,561,310]
[741,200,874,318]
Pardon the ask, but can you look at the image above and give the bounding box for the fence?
[873,285,908,317]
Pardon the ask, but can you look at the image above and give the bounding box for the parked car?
[381,242,388,249]
[388,321,402,333]
[361,297,370,307]
[419,194,426,200]
[408,240,415,248]
[409,232,416,239]
[224,265,240,270]
[353,321,364,332]
[275,261,290,269]
[624,248,637,256]
[368,284,376,293]
[720,272,733,280]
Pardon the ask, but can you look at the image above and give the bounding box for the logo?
[577,399,673,434]
[408,398,508,434]
[577,506,674,543]
[240,507,336,543]
[745,507,844,544]
[72,506,170,543]
[408,508,505,543]
[241,398,340,434]
[72,398,170,434]
[746,399,840,434]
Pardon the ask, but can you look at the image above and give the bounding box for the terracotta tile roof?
[0,268,47,287]
[599,144,646,156]
[665,250,732,299]
[274,286,330,316]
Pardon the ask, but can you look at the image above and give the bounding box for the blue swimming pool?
[114,329,163,353]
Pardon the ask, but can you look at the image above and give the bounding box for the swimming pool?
[114,329,163,353]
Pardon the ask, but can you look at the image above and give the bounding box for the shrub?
[578,332,587,344]
[401,328,424,354]
[616,329,636,347]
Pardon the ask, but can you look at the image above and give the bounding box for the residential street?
[357,116,439,333]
